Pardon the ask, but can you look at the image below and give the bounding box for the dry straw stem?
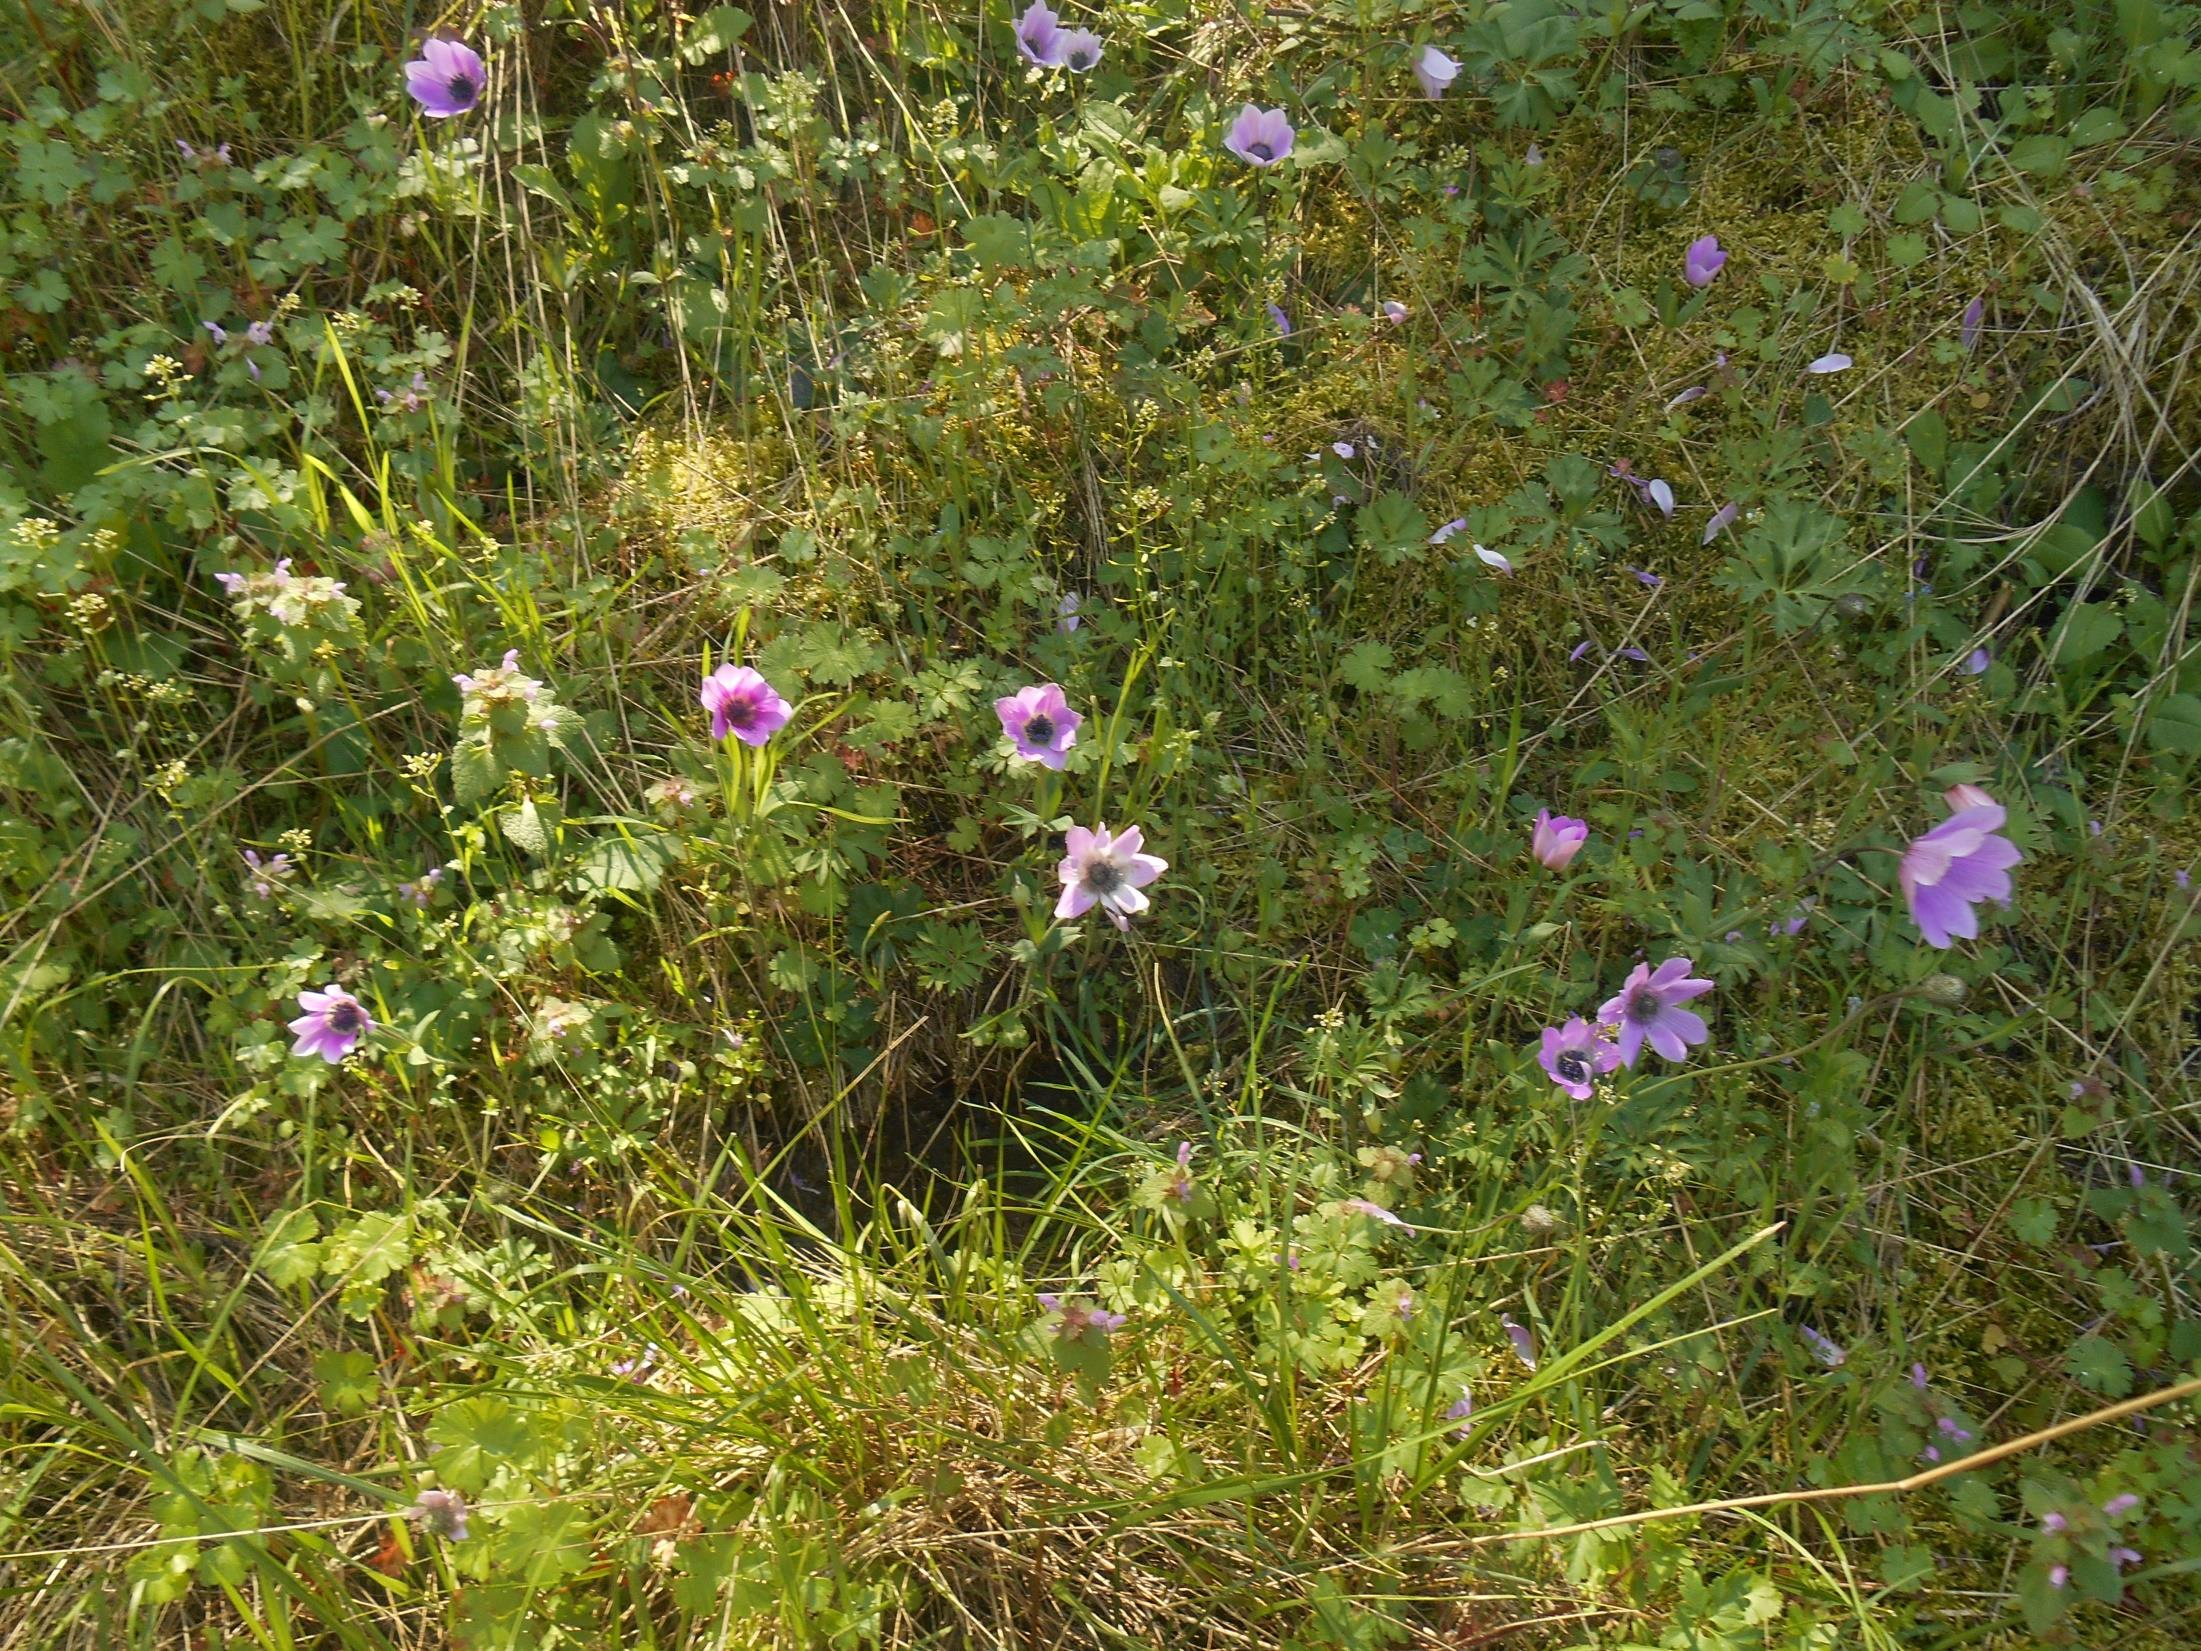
[1464,1375,2201,1548]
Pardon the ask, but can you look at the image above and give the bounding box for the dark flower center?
[1023,714,1055,745]
[1083,858,1123,895]
[1554,1051,1589,1084]
[1625,987,1663,1024]
[326,1002,366,1035]
[1066,45,1095,69]
[449,74,478,106]
[725,698,756,727]
[1247,141,1275,161]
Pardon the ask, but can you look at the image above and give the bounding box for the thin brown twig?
[1462,1375,2201,1548]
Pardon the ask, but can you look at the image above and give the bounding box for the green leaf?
[451,741,503,808]
[2143,693,2201,757]
[314,1350,380,1416]
[498,800,550,857]
[2064,1333,2132,1396]
[1890,179,1939,224]
[571,828,678,893]
[429,1396,539,1493]
[2008,135,2070,177]
[1905,410,1947,476]
[253,1208,323,1290]
[2049,603,2121,667]
[1339,640,1397,693]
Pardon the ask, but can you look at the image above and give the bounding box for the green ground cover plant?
[2,0,2199,1645]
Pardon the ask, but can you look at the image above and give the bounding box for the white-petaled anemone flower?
[1055,823,1167,930]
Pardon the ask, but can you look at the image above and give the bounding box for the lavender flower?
[241,849,293,901]
[1964,647,1990,675]
[1339,1197,1412,1231]
[1531,810,1588,871]
[2111,1547,2141,1570]
[1446,1389,1475,1433]
[1036,1293,1125,1342]
[410,1488,469,1541]
[1598,958,1714,1067]
[404,38,487,118]
[203,321,228,346]
[1012,3,1063,66]
[1683,234,1726,289]
[1055,28,1102,71]
[1163,1141,1198,1205]
[1800,1325,1846,1367]
[1224,104,1295,167]
[996,682,1081,770]
[1630,567,1663,588]
[1380,300,1408,323]
[289,986,373,1064]
[2103,1493,2141,1518]
[1663,384,1707,412]
[1943,783,1996,812]
[1056,591,1084,633]
[1900,797,2021,949]
[700,664,792,746]
[1430,517,1467,546]
[1961,296,1985,351]
[1267,303,1292,336]
[1500,1314,1537,1369]
[245,320,274,347]
[1537,1016,1622,1101]
[2048,1565,2068,1589]
[1645,478,1675,517]
[1807,351,1853,375]
[2041,1511,2067,1533]
[397,867,444,909]
[1703,501,1739,544]
[1911,1362,1929,1388]
[1055,823,1167,930]
[1470,543,1513,575]
[1412,45,1461,99]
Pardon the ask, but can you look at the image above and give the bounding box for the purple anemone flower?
[1430,518,1466,546]
[404,38,487,119]
[1537,1016,1621,1100]
[1598,957,1714,1066]
[1703,501,1739,543]
[2041,1511,2067,1533]
[1531,810,1588,871]
[1961,297,1985,351]
[1055,823,1166,930]
[1013,3,1062,65]
[2103,1493,2141,1518]
[1500,1314,1537,1369]
[1900,798,2021,949]
[1800,1325,1846,1367]
[1412,45,1461,99]
[1964,647,1991,675]
[1224,104,1295,167]
[1054,28,1102,72]
[700,664,793,746]
[996,682,1081,770]
[1664,384,1706,412]
[1057,592,1083,633]
[289,985,373,1064]
[245,320,274,347]
[1446,1390,1475,1433]
[1644,478,1676,517]
[1471,543,1513,574]
[1381,300,1408,323]
[1267,303,1292,336]
[1683,234,1727,288]
[410,1488,469,1541]
[203,320,228,346]
[2048,1565,2068,1589]
[1807,351,1853,375]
